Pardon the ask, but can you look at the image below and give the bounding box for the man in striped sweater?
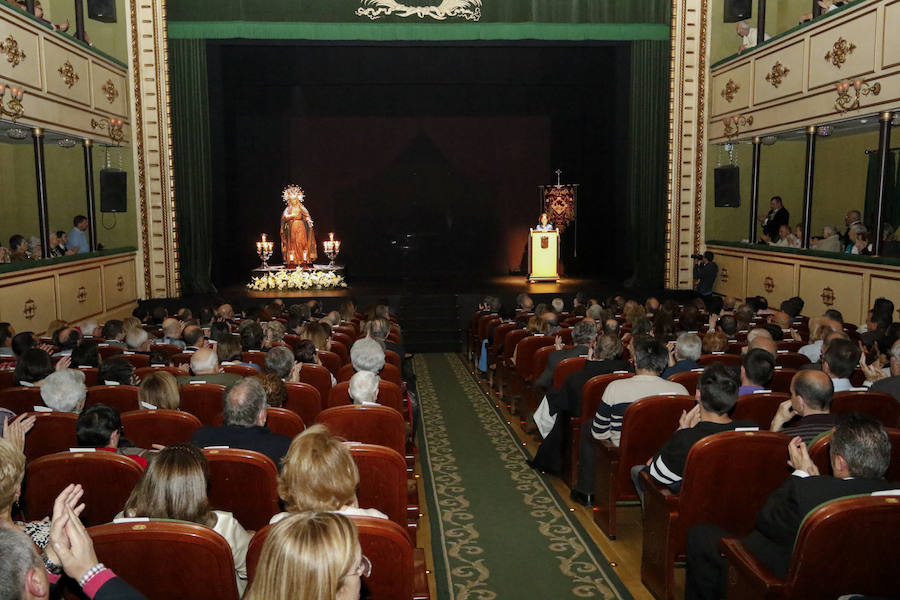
[570,336,688,506]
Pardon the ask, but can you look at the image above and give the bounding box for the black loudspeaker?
[714,165,741,207]
[100,168,127,213]
[87,0,116,23]
[724,0,752,23]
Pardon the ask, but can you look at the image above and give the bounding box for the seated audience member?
[239,320,264,352]
[52,327,80,357]
[124,327,151,353]
[70,340,99,368]
[0,322,13,356]
[662,333,702,378]
[535,320,596,389]
[8,235,30,262]
[868,339,900,400]
[254,371,287,408]
[700,331,728,354]
[190,377,291,467]
[182,325,207,352]
[800,329,850,371]
[812,225,843,252]
[294,339,322,365]
[769,370,836,443]
[860,311,892,349]
[76,404,148,467]
[685,415,898,599]
[101,320,126,347]
[742,329,777,357]
[175,307,193,322]
[120,444,250,593]
[762,323,784,342]
[511,316,550,366]
[67,215,90,254]
[739,348,775,395]
[209,320,232,343]
[216,334,259,372]
[569,337,688,506]
[321,310,341,328]
[638,363,757,501]
[779,297,804,320]
[652,310,676,343]
[645,297,661,317]
[246,511,364,600]
[262,321,286,349]
[715,314,739,339]
[39,369,87,413]
[98,357,137,386]
[148,349,173,367]
[820,338,860,392]
[176,348,241,387]
[13,349,54,386]
[348,370,380,406]
[271,424,387,523]
[366,317,404,359]
[516,293,535,316]
[677,306,703,334]
[350,337,386,375]
[799,317,842,362]
[137,371,180,410]
[265,346,295,381]
[158,318,186,348]
[2,432,58,552]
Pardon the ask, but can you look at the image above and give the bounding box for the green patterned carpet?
[414,353,633,600]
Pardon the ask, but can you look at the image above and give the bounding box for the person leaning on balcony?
[736,21,758,53]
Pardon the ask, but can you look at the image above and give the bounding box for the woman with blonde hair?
[301,321,332,352]
[137,370,180,410]
[271,425,386,523]
[511,315,549,366]
[245,511,366,600]
[119,444,251,593]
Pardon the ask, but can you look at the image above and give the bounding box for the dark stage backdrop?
[203,44,630,287]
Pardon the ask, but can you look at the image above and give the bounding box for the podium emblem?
[541,236,549,249]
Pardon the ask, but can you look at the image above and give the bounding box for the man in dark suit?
[757,196,790,241]
[191,377,291,468]
[684,414,898,600]
[534,320,596,389]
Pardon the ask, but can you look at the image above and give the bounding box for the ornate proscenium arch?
[356,0,482,20]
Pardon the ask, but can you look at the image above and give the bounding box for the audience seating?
[85,385,140,413]
[332,332,354,354]
[121,409,202,447]
[179,383,226,426]
[24,451,144,526]
[485,321,517,388]
[562,372,634,489]
[495,329,527,402]
[170,352,194,366]
[221,363,258,377]
[385,349,403,369]
[667,369,704,395]
[331,339,350,364]
[337,362,403,387]
[640,431,790,600]
[117,352,151,369]
[203,447,280,531]
[23,411,78,462]
[733,392,789,430]
[768,368,796,393]
[697,353,743,367]
[809,428,900,480]
[316,350,342,376]
[511,335,555,414]
[720,495,900,600]
[328,380,404,413]
[283,381,322,428]
[552,357,588,389]
[0,386,43,415]
[88,520,241,600]
[316,405,406,455]
[831,390,900,427]
[149,344,182,357]
[774,352,811,369]
[348,442,413,535]
[135,366,182,379]
[777,340,803,352]
[265,406,305,438]
[0,369,15,391]
[296,363,333,409]
[97,345,124,360]
[592,394,695,539]
[241,351,267,370]
[283,333,302,350]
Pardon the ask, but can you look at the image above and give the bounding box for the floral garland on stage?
[248,268,347,291]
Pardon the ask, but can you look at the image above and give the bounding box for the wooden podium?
[528,229,559,282]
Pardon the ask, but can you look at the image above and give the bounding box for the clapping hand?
[554,335,563,351]
[787,436,819,475]
[2,413,35,452]
[678,405,700,430]
[55,356,71,371]
[45,484,86,567]
[770,399,794,432]
[288,361,302,383]
[49,488,101,583]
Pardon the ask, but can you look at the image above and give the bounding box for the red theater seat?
[203,447,280,531]
[316,405,406,455]
[120,409,202,448]
[85,385,140,413]
[23,411,78,462]
[327,380,404,413]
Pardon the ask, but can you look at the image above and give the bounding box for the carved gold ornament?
[0,35,25,67]
[720,267,729,283]
[23,298,36,320]
[763,276,775,293]
[825,37,856,68]
[720,79,740,102]
[821,287,835,306]
[91,117,124,145]
[0,83,24,122]
[722,114,754,139]
[765,62,790,88]
[77,286,87,303]
[102,79,119,104]
[834,78,880,113]
[116,275,125,291]
[58,60,79,88]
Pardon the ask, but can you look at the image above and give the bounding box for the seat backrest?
[579,372,635,422]
[515,336,555,379]
[331,340,350,365]
[332,332,354,353]
[556,328,573,345]
[89,520,240,600]
[149,344,182,357]
[810,428,900,481]
[499,329,528,360]
[784,495,900,598]
[553,357,588,389]
[318,350,342,376]
[347,442,409,529]
[245,524,271,584]
[85,385,140,413]
[120,409,202,448]
[76,366,99,386]
[283,333,302,350]
[328,381,403,413]
[23,411,78,462]
[179,383,226,426]
[117,352,151,369]
[316,405,406,455]
[384,349,402,369]
[241,351,267,370]
[778,340,803,353]
[489,322,517,351]
[775,352,811,369]
[338,362,402,387]
[97,345,124,359]
[135,366,182,380]
[532,345,562,382]
[265,406,305,438]
[0,386,44,415]
[24,451,144,526]
[832,391,900,428]
[354,515,416,600]
[170,352,194,366]
[769,368,797,393]
[297,363,333,408]
[0,369,14,392]
[203,448,280,531]
[678,431,790,537]
[697,353,743,367]
[221,363,259,377]
[618,395,697,487]
[283,381,322,426]
[477,314,498,341]
[667,369,704,395]
[733,392,790,429]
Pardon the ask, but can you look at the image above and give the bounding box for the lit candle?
[261,233,267,242]
[289,252,294,263]
[329,232,334,241]
[334,240,341,251]
[256,241,261,251]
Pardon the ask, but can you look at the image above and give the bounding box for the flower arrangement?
[248,268,347,291]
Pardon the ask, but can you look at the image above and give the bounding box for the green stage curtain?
[864,150,898,234]
[625,39,670,289]
[170,39,217,295]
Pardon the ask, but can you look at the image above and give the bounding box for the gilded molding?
[57,60,79,88]
[101,79,119,103]
[821,287,835,306]
[720,79,739,102]
[765,62,790,88]
[129,0,152,296]
[1,34,25,67]
[23,298,36,320]
[825,37,856,68]
[694,0,708,258]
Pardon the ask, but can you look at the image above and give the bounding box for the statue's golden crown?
[282,185,304,203]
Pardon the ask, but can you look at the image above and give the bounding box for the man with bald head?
[767,311,792,331]
[769,370,836,443]
[159,317,186,348]
[799,317,842,363]
[742,329,777,357]
[176,347,241,386]
[182,324,208,352]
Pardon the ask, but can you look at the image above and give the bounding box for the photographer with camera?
[692,251,718,301]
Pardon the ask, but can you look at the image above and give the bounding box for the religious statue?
[280,184,317,265]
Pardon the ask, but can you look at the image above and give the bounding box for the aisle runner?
[415,353,632,600]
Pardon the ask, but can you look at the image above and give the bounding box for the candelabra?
[722,114,753,139]
[834,78,880,113]
[322,232,341,268]
[0,83,24,122]
[256,234,274,270]
[90,117,124,145]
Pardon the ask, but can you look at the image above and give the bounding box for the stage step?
[397,294,462,354]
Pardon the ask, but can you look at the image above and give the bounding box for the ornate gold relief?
[720,79,740,102]
[101,79,119,104]
[90,117,124,144]
[116,275,125,291]
[76,286,87,303]
[23,298,36,320]
[834,78,880,113]
[722,114,754,139]
[765,62,790,88]
[0,35,26,67]
[0,84,25,122]
[821,287,835,306]
[825,37,856,68]
[763,276,775,293]
[720,267,729,283]
[57,60,79,88]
